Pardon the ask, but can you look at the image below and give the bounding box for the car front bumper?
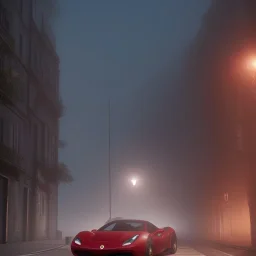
[71,244,144,256]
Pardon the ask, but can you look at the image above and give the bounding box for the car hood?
[92,231,143,242]
[78,231,144,243]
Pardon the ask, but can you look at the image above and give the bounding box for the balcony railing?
[0,49,26,104]
[41,23,56,50]
[0,142,25,171]
[0,68,22,104]
[55,97,65,118]
[38,162,73,184]
[0,69,16,104]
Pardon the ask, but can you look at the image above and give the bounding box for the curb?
[209,241,256,252]
[195,239,256,253]
[209,248,234,256]
[18,245,65,256]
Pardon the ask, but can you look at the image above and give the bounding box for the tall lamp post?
[233,56,256,245]
[236,57,256,151]
[244,57,256,246]
[108,99,112,220]
[107,99,140,221]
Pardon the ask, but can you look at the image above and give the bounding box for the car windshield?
[98,220,145,231]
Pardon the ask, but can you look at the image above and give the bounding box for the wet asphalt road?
[21,244,247,256]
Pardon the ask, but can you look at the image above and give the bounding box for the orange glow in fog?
[246,57,256,71]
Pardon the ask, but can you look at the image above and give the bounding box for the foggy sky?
[55,0,210,236]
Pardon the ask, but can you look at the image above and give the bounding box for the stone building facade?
[0,0,60,243]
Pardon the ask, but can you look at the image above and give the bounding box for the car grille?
[108,254,133,256]
[74,251,133,256]
[74,252,92,256]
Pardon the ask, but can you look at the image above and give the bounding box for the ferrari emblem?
[100,245,104,249]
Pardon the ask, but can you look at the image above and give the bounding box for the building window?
[0,5,9,31]
[39,191,41,215]
[41,124,45,161]
[33,124,38,159]
[224,193,229,202]
[12,124,19,153]
[9,122,20,153]
[32,0,37,20]
[33,51,37,70]
[41,14,44,30]
[0,118,4,143]
[41,193,44,216]
[19,34,23,58]
[44,127,50,164]
[50,135,57,165]
[0,55,4,71]
[19,0,23,14]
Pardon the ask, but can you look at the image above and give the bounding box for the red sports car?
[71,218,177,256]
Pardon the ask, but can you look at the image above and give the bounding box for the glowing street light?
[131,178,137,186]
[244,56,256,88]
[251,59,256,70]
[247,57,256,71]
[235,55,256,151]
[245,56,256,82]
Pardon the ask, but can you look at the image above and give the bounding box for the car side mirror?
[91,229,97,232]
[153,228,164,236]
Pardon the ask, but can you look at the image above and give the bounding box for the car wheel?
[169,234,177,254]
[146,240,153,256]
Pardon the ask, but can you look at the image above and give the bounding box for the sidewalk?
[0,239,65,256]
[203,240,255,252]
[188,239,256,256]
[206,241,256,255]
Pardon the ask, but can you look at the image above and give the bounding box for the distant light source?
[246,57,256,71]
[131,178,137,186]
[251,59,256,70]
[224,193,229,202]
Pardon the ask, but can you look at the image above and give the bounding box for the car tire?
[169,234,177,254]
[145,239,153,256]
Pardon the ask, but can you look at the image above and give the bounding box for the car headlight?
[74,237,81,245]
[122,235,139,246]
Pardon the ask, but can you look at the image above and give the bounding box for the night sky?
[55,0,210,236]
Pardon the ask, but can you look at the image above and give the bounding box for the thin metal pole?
[236,78,243,151]
[141,94,143,148]
[108,99,112,220]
